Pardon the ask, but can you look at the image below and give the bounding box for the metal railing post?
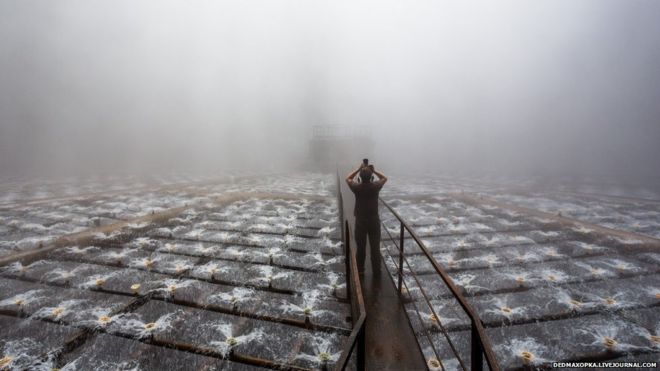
[471,322,484,371]
[345,220,352,306]
[357,321,366,370]
[334,219,367,371]
[336,171,345,247]
[398,221,404,293]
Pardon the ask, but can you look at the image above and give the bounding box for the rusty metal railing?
[335,172,366,371]
[379,198,500,371]
[334,220,366,370]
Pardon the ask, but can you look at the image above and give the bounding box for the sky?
[1,0,659,179]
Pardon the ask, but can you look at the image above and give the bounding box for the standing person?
[345,159,388,275]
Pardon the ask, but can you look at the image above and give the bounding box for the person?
[345,160,387,275]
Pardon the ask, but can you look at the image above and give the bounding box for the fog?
[1,0,659,179]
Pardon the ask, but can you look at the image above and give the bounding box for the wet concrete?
[361,259,428,371]
[340,179,427,371]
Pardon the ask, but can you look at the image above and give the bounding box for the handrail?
[334,221,366,371]
[335,171,366,371]
[379,198,500,371]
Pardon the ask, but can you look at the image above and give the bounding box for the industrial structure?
[308,126,374,171]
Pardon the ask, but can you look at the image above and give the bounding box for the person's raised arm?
[372,167,388,186]
[345,165,363,185]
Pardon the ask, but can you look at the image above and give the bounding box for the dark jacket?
[348,179,385,220]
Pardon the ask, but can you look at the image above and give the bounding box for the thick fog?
[1,1,659,179]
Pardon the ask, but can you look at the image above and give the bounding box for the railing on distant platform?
[313,125,372,139]
[379,198,500,371]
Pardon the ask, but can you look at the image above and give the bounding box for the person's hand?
[368,164,374,171]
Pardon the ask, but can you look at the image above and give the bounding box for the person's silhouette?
[345,160,388,275]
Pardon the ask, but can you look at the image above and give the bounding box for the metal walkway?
[339,180,427,371]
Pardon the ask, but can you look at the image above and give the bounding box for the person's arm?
[345,165,363,185]
[372,167,388,186]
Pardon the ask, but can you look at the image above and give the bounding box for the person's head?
[359,167,374,183]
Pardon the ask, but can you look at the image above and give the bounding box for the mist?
[1,0,659,180]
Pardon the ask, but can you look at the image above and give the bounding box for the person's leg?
[367,218,381,275]
[354,219,367,274]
